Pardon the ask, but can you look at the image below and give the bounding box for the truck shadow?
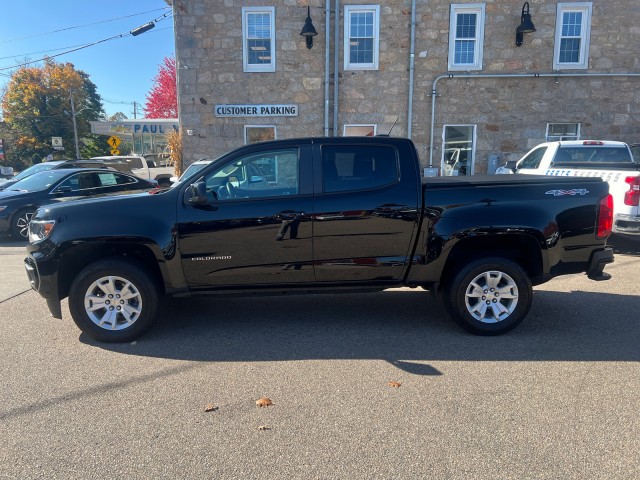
[608,235,640,256]
[86,288,640,372]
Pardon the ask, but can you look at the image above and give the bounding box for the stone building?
[169,0,640,175]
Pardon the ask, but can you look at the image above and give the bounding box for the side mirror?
[499,160,518,173]
[186,181,208,205]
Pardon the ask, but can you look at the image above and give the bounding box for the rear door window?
[321,145,398,193]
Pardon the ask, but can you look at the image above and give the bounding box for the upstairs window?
[448,4,485,71]
[344,5,380,71]
[242,7,275,73]
[553,3,592,70]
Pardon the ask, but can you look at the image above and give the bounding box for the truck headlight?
[28,219,56,243]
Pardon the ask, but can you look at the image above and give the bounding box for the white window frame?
[553,3,592,70]
[244,125,277,144]
[546,123,581,141]
[343,124,377,136]
[448,4,485,71]
[344,5,380,71]
[242,6,276,73]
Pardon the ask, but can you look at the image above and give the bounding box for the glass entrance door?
[442,125,475,176]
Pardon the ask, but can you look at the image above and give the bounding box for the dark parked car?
[0,168,156,239]
[0,159,132,192]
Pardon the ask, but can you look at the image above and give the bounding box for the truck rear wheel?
[442,257,532,335]
[68,259,158,343]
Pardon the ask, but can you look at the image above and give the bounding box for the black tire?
[10,208,35,239]
[68,259,159,342]
[442,257,533,336]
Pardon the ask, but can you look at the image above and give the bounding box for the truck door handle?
[278,210,305,215]
[276,210,305,220]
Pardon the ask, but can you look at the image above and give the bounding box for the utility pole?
[70,92,81,159]
[133,101,138,119]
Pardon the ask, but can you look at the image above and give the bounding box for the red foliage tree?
[144,56,177,118]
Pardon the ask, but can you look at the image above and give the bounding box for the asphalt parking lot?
[1,234,639,479]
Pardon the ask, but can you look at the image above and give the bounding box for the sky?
[0,0,175,119]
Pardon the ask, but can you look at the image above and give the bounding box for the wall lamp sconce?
[515,2,536,47]
[300,6,318,49]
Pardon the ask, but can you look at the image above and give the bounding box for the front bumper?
[24,254,62,319]
[0,215,10,233]
[586,247,614,281]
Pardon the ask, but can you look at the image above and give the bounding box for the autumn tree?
[1,59,108,165]
[144,56,177,118]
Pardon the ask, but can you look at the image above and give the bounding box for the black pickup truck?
[24,137,614,342]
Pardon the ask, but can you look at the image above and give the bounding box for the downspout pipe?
[428,71,640,168]
[407,0,417,139]
[324,0,331,136]
[333,0,340,136]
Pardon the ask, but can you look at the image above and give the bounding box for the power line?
[103,98,135,105]
[0,7,171,44]
[0,26,172,62]
[0,14,172,73]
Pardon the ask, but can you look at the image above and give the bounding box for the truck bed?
[422,174,607,188]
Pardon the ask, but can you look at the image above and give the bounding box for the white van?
[496,140,640,237]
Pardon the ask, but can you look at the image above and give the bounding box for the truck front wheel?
[68,259,159,342]
[442,257,532,335]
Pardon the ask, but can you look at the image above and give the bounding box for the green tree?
[107,112,128,122]
[1,58,107,164]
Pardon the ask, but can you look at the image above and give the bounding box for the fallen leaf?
[388,381,402,388]
[257,425,270,431]
[256,397,273,407]
[204,404,219,412]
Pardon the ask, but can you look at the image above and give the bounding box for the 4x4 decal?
[545,189,589,196]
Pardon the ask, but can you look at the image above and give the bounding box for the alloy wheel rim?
[16,212,33,239]
[84,275,142,330]
[464,270,519,323]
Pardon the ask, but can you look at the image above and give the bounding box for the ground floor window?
[343,124,376,136]
[546,123,580,141]
[442,125,475,176]
[245,125,276,144]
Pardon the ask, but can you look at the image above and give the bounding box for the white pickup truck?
[91,155,175,187]
[496,140,640,238]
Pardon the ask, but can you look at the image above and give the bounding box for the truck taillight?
[624,176,640,206]
[596,194,613,239]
